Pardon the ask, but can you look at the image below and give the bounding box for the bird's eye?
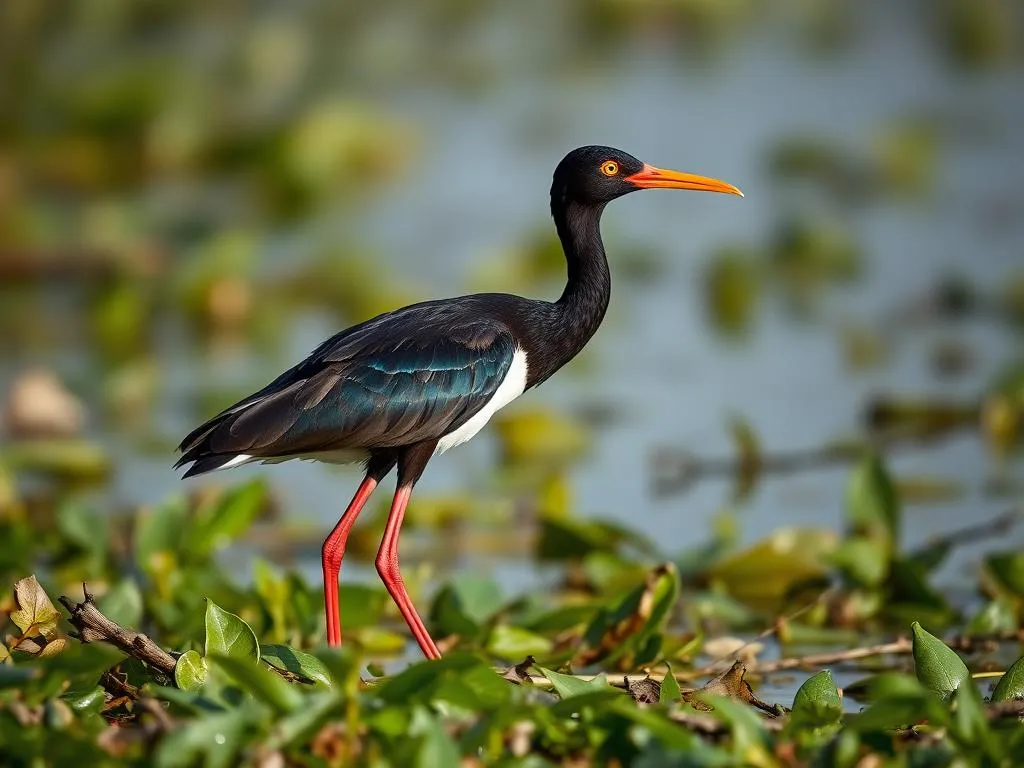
[600,160,619,177]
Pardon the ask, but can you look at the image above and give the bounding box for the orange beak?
[625,164,744,197]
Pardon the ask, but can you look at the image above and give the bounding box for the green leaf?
[189,479,266,554]
[264,690,344,750]
[205,601,259,663]
[134,496,187,569]
[912,621,970,699]
[153,709,250,768]
[63,686,106,716]
[846,453,899,546]
[966,597,1019,635]
[991,655,1024,702]
[430,574,503,637]
[10,575,60,638]
[96,579,143,628]
[831,536,889,587]
[986,552,1024,597]
[660,663,682,704]
[174,650,209,692]
[791,670,842,727]
[485,625,552,660]
[260,644,332,687]
[208,655,304,714]
[538,666,611,700]
[409,707,461,768]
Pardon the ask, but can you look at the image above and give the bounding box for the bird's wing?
[176,304,517,475]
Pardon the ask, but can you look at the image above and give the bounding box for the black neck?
[522,197,611,387]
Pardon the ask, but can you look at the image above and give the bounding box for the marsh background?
[1,0,1022,700]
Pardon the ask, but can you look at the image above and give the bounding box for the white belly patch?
[435,347,528,455]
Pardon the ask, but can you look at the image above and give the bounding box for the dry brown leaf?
[10,575,60,639]
[501,655,536,685]
[625,675,662,704]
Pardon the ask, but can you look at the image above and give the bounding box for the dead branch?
[58,583,177,677]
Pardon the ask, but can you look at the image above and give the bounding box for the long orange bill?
[625,164,743,197]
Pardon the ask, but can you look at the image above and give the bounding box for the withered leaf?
[38,637,68,657]
[685,661,783,716]
[10,576,60,639]
[625,675,661,704]
[501,655,537,685]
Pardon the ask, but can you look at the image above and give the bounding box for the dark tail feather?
[179,454,243,478]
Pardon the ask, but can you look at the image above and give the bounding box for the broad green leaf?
[96,579,143,629]
[153,708,250,768]
[952,679,989,748]
[134,496,187,569]
[260,644,331,687]
[485,625,552,660]
[538,666,611,700]
[830,536,889,587]
[10,575,60,638]
[63,686,106,715]
[846,453,899,546]
[706,529,833,610]
[409,707,461,768]
[966,597,1018,635]
[174,650,209,692]
[660,663,682,704]
[912,621,970,699]
[337,583,389,630]
[791,670,842,727]
[986,552,1024,597]
[264,690,344,750]
[205,601,259,663]
[208,655,304,714]
[430,574,502,637]
[189,479,266,554]
[991,656,1024,702]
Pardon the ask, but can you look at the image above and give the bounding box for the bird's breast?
[434,347,528,455]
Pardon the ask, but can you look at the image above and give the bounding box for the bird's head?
[552,145,743,207]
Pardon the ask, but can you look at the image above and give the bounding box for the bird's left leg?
[375,442,441,660]
[322,453,395,648]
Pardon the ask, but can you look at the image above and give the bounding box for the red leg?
[322,475,379,647]
[375,485,441,660]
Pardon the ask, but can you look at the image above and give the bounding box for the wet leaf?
[10,575,60,638]
[205,600,260,663]
[912,621,970,699]
[174,649,208,692]
[991,656,1024,702]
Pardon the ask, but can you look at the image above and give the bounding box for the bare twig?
[914,509,1022,554]
[58,583,177,677]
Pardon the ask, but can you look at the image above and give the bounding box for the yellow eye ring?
[600,160,619,177]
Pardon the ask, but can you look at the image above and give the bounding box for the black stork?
[176,146,742,659]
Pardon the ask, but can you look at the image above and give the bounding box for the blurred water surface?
[2,3,1022,598]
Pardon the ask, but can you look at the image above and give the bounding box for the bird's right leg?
[322,455,394,647]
